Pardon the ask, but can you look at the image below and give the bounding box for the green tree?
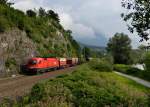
[107,33,132,64]
[0,0,13,6]
[90,51,104,58]
[47,10,60,22]
[38,7,46,17]
[26,10,36,17]
[144,52,150,71]
[64,30,81,58]
[82,47,91,61]
[121,0,150,41]
[131,49,144,64]
[138,45,147,51]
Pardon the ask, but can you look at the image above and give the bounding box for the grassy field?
[1,64,150,107]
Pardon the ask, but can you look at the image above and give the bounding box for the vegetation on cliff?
[0,4,80,57]
[0,2,80,76]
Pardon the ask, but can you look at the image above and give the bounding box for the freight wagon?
[59,58,67,68]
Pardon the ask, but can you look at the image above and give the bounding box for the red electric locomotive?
[23,57,79,74]
[26,57,59,73]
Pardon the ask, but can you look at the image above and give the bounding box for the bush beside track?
[114,64,150,82]
[0,60,149,107]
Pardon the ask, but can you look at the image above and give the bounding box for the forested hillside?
[0,2,80,77]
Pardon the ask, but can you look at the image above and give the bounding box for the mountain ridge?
[78,42,106,52]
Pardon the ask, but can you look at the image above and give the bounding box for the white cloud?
[12,0,40,11]
[72,23,96,39]
[11,0,142,48]
[59,13,73,29]
[59,13,96,39]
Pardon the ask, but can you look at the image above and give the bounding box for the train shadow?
[19,65,35,76]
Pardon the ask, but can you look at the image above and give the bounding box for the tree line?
[26,8,60,22]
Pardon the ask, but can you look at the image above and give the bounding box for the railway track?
[0,66,77,100]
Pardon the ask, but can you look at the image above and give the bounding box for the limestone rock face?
[0,28,75,77]
[0,29,36,77]
[0,5,79,78]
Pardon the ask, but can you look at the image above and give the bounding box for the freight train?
[23,57,79,74]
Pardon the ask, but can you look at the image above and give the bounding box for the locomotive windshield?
[28,60,37,65]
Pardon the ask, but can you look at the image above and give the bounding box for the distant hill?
[78,42,106,53]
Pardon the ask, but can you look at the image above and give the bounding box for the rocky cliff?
[0,4,80,77]
[0,29,36,77]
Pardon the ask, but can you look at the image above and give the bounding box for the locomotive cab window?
[29,60,37,65]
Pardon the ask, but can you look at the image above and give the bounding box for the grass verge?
[114,64,150,82]
[0,64,150,107]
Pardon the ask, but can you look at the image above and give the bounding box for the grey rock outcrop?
[0,29,36,77]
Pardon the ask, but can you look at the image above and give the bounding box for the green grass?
[109,72,149,91]
[1,64,149,107]
[114,64,150,82]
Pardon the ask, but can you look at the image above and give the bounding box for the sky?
[11,0,144,48]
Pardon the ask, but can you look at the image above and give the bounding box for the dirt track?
[0,67,76,100]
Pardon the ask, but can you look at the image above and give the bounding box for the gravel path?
[0,67,76,100]
[114,71,150,88]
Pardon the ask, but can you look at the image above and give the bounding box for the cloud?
[59,13,73,30]
[59,13,96,39]
[12,0,40,11]
[11,0,142,48]
[72,23,96,39]
[12,0,96,39]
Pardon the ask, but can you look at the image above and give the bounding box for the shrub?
[113,64,150,80]
[33,34,41,43]
[17,16,25,30]
[30,83,46,102]
[88,59,113,72]
[114,64,131,73]
[1,64,149,106]
[114,64,142,74]
[24,25,33,38]
[41,29,49,38]
[144,52,150,71]
[5,58,16,68]
[141,72,150,81]
[26,10,36,17]
[0,16,9,32]
[49,26,56,32]
[126,67,142,74]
